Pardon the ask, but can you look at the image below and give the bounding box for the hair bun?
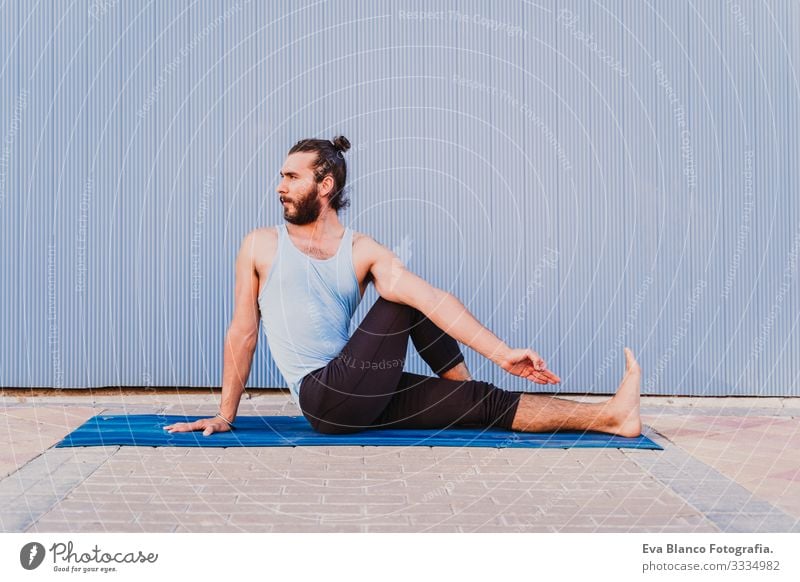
[332,135,351,153]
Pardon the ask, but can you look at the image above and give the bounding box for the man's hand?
[496,348,561,385]
[163,417,231,436]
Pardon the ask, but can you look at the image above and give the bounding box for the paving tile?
[227,513,319,526]
[277,503,364,515]
[363,525,419,532]
[705,512,800,533]
[271,524,366,533]
[414,513,506,527]
[323,479,370,487]
[414,525,465,532]
[323,494,407,505]
[174,525,249,532]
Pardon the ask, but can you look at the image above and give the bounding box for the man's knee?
[372,296,417,320]
[475,382,521,430]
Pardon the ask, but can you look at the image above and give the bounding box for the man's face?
[277,152,323,225]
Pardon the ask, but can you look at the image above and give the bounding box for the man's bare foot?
[599,347,642,437]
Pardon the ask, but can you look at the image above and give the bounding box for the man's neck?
[285,211,344,241]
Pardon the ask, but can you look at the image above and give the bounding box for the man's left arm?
[365,238,560,385]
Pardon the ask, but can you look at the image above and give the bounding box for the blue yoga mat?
[56,415,662,449]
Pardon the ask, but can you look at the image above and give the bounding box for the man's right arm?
[165,231,262,435]
[218,230,262,422]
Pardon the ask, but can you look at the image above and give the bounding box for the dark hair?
[288,135,351,212]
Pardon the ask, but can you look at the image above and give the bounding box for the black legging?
[298,297,522,434]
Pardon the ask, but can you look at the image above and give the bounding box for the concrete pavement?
[1,392,798,533]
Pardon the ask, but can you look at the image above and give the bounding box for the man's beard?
[283,184,323,225]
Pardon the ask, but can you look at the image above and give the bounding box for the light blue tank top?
[258,224,362,405]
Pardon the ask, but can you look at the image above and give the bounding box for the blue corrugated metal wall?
[1,1,798,395]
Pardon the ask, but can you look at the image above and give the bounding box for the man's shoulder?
[351,230,382,253]
[248,225,279,241]
[351,230,396,263]
[351,229,370,245]
[240,226,279,262]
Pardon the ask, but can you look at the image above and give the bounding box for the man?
[165,136,641,437]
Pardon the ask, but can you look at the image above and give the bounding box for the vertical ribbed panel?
[1,0,22,389]
[18,1,54,388]
[0,1,798,395]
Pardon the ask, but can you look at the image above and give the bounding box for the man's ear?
[319,174,335,199]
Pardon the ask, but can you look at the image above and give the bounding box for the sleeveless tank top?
[258,224,362,405]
